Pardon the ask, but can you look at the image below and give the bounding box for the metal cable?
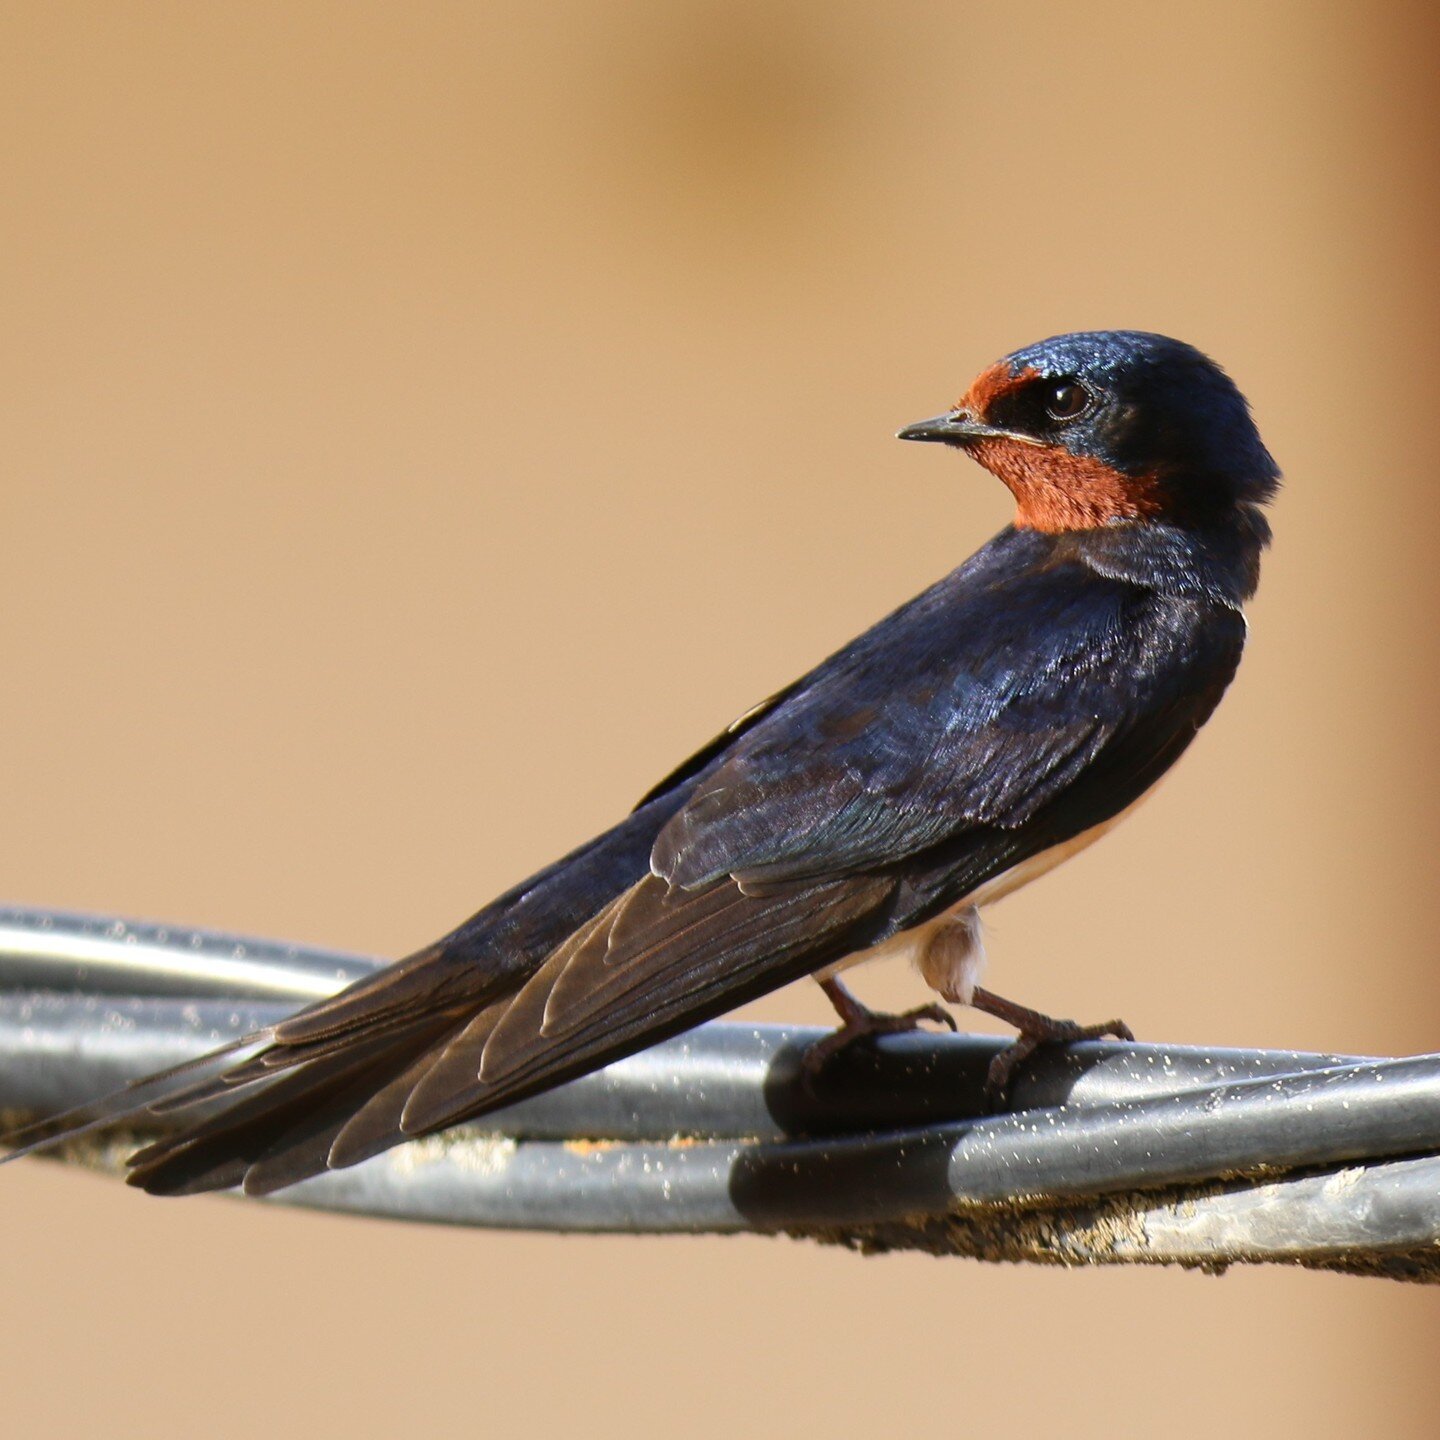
[1,903,1434,1279]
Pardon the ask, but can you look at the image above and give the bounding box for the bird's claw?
[984,1015,1133,1107]
[802,1001,958,1092]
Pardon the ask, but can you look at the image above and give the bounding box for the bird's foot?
[971,986,1133,1106]
[803,977,957,1088]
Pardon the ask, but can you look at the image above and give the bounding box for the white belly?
[815,783,1159,999]
[965,783,1156,908]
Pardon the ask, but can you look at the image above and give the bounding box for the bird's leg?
[970,985,1134,1102]
[802,975,957,1080]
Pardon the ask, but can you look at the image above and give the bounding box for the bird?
[3,329,1278,1197]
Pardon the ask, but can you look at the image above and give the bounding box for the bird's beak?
[896,411,1042,446]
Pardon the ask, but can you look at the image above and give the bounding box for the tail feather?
[0,939,513,1187]
[269,944,452,1045]
[127,1016,456,1196]
[0,1030,267,1166]
[244,1012,473,1195]
[9,868,897,1198]
[147,1007,446,1115]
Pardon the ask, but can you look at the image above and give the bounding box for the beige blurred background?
[4,2,1439,1434]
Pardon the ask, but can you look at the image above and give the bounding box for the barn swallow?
[5,329,1278,1196]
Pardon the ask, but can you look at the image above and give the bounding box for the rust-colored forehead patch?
[960,362,1042,417]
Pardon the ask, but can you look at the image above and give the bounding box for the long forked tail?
[0,939,512,1191]
[8,870,896,1198]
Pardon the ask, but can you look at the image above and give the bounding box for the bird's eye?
[1043,380,1090,422]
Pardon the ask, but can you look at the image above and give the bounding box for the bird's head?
[900,331,1279,534]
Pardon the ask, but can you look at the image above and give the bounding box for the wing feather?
[123,872,894,1193]
[656,584,1240,891]
[401,871,893,1135]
